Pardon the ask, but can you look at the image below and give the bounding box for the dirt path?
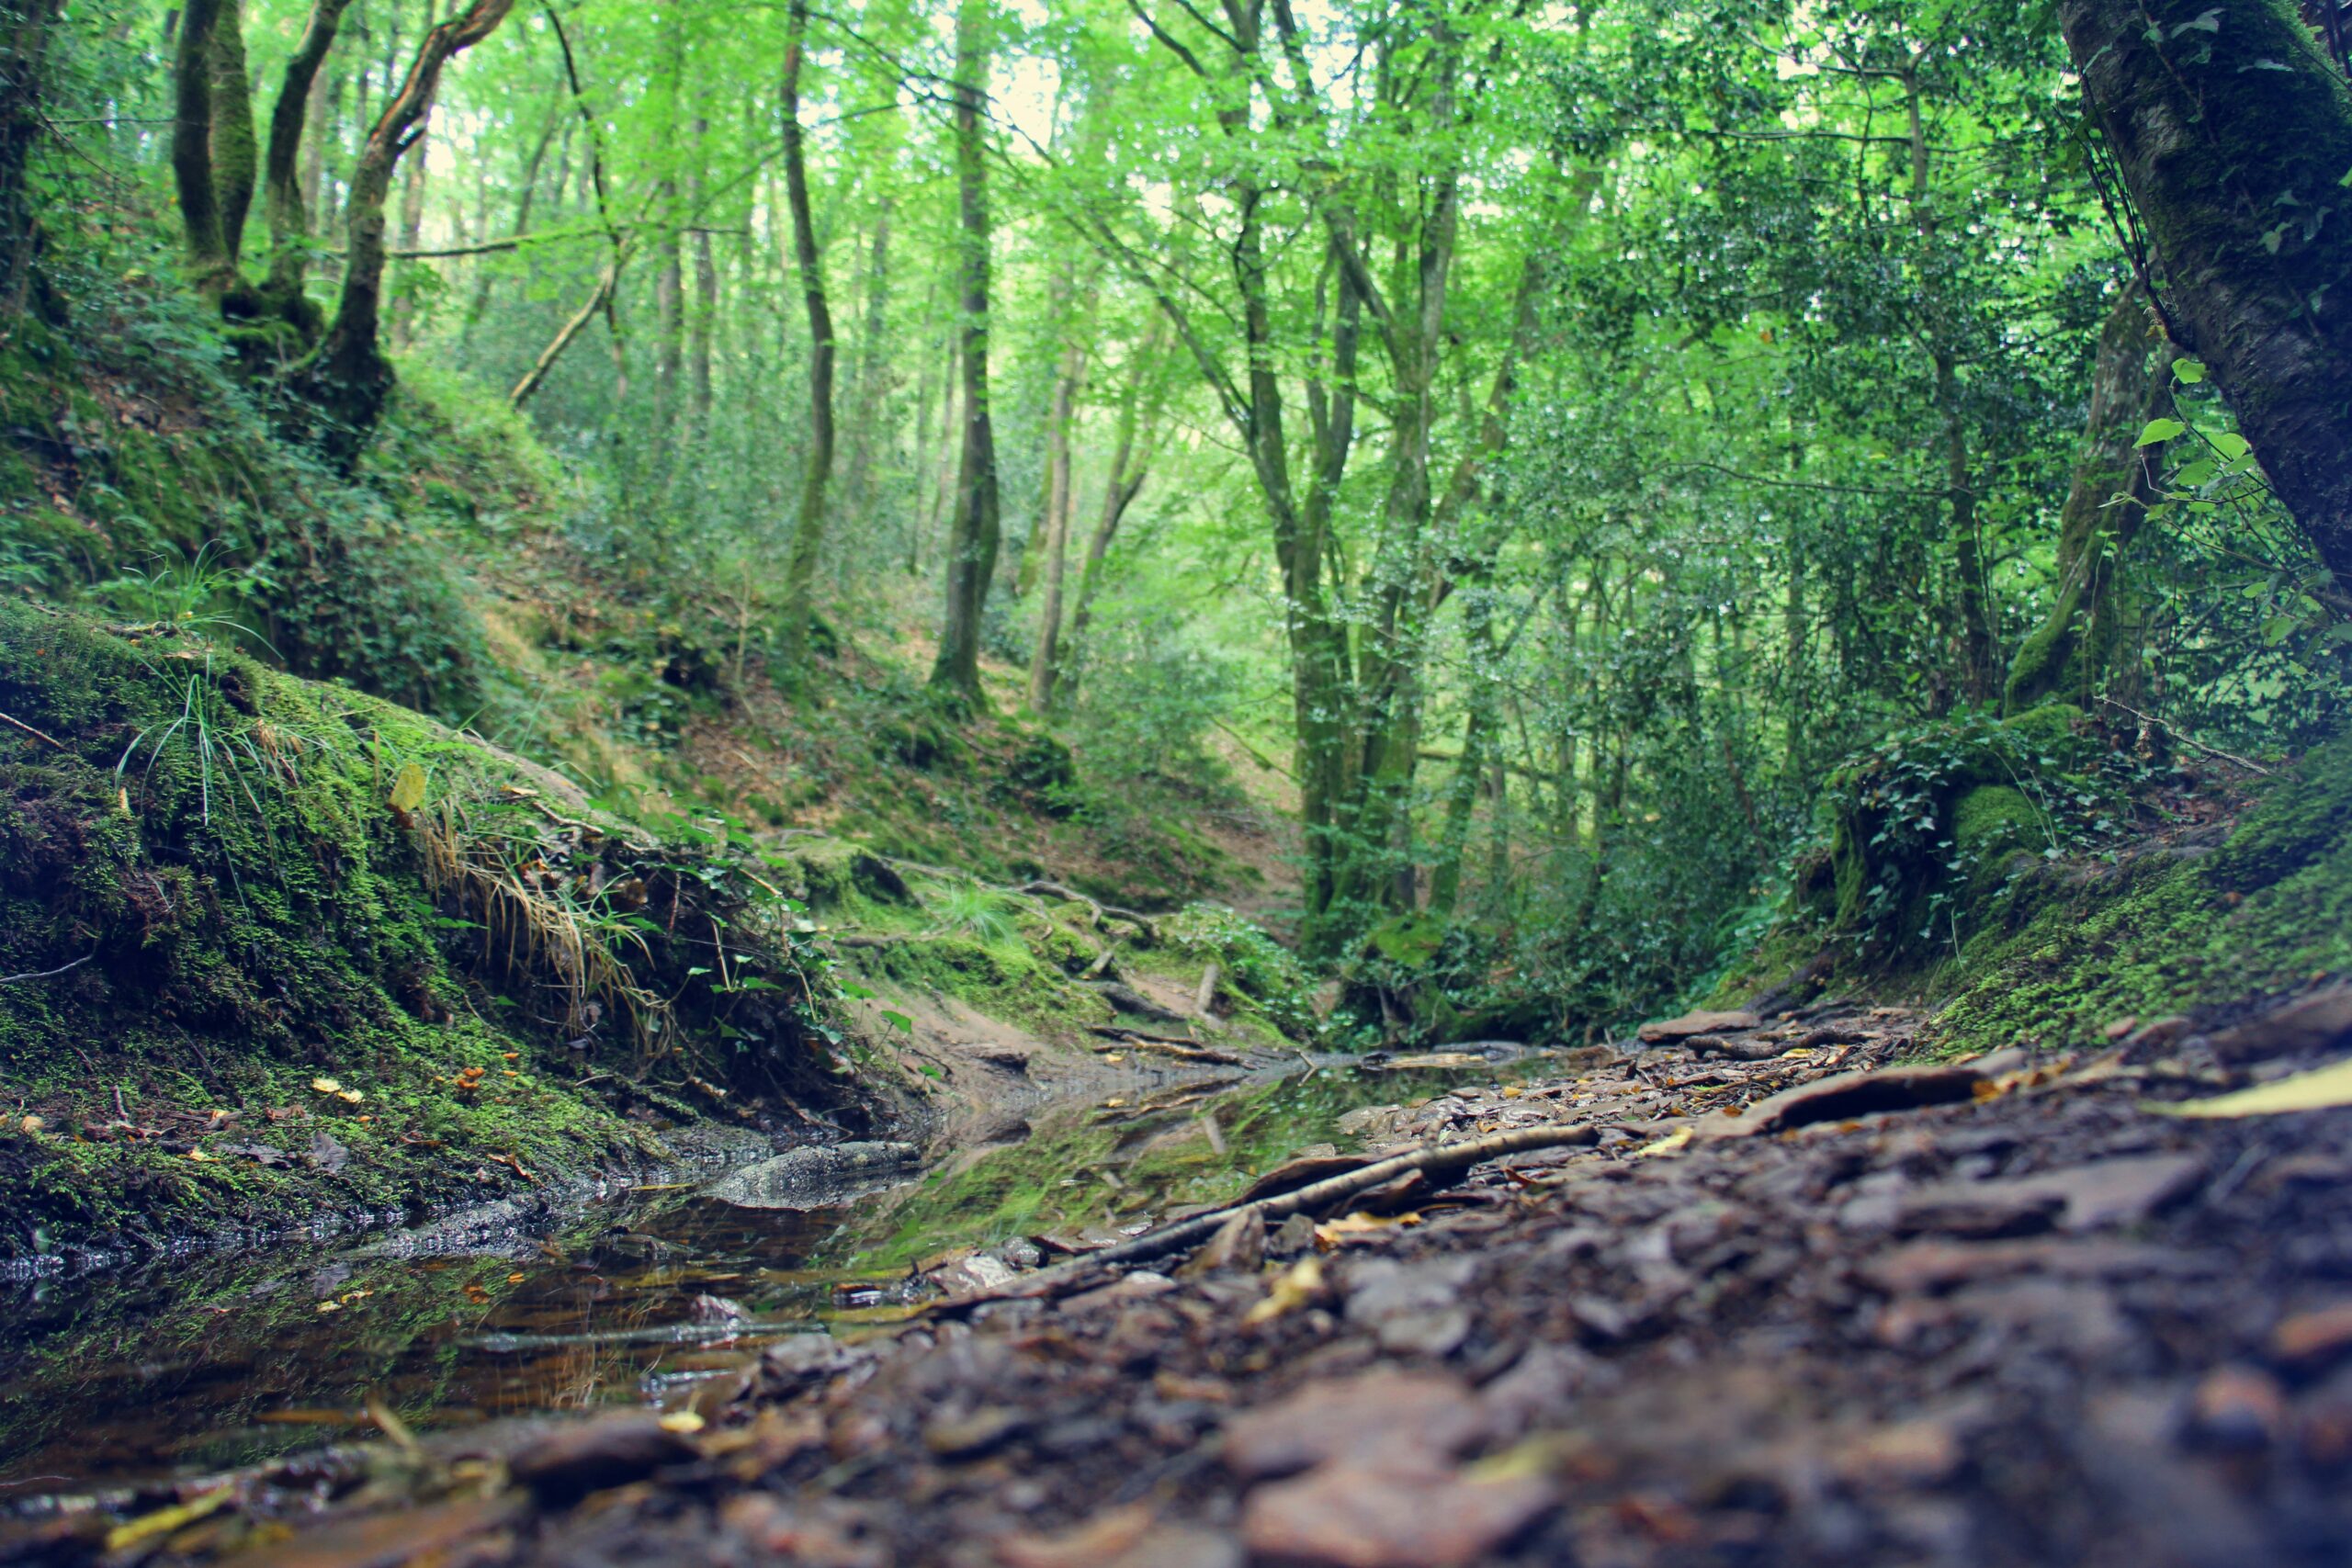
[16,997,2352,1567]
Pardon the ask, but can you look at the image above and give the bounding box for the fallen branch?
[0,952,94,985]
[2095,696,2270,775]
[1001,879,1158,943]
[955,1123,1604,1309]
[1088,1026,1243,1065]
[0,709,67,751]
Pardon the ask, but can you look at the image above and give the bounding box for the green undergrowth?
[0,602,882,1258]
[1926,728,2352,1055]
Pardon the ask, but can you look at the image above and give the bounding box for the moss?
[0,603,872,1258]
[1928,731,2352,1056]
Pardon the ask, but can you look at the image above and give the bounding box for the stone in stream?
[703,1140,921,1209]
[506,1412,702,1501]
[1637,1009,1760,1043]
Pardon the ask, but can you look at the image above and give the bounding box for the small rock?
[692,1292,750,1322]
[923,1404,1025,1459]
[1637,1010,1761,1044]
[1224,1371,1490,1481]
[1239,1461,1555,1568]
[1266,1213,1320,1258]
[2271,1303,2352,1373]
[1182,1209,1266,1277]
[507,1413,701,1501]
[1063,1270,1177,1314]
[1831,1417,1964,1488]
[997,1506,1242,1568]
[1344,1257,1478,1359]
[307,1130,350,1174]
[2208,985,2352,1064]
[2182,1366,2287,1452]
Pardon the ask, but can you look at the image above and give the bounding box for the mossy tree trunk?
[779,0,838,676]
[1026,333,1084,715]
[2006,288,2176,711]
[0,0,63,313]
[297,0,514,457]
[927,0,1002,706]
[260,0,355,325]
[171,0,235,294]
[2058,0,2352,603]
[207,0,259,267]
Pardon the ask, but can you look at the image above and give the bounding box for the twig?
[0,952,94,985]
[1088,1027,1244,1065]
[0,709,67,751]
[2094,697,2271,775]
[945,1124,1604,1310]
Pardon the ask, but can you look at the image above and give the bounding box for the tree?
[300,0,517,451]
[0,0,64,311]
[778,0,838,674]
[928,0,1002,705]
[2060,0,2352,604]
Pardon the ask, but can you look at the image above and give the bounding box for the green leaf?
[839,982,876,1000]
[2172,358,2206,385]
[2134,417,2186,447]
[879,1009,913,1033]
[2211,432,2252,459]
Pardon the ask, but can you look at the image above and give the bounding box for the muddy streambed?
[0,1053,1543,1502]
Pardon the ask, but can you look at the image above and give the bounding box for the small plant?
[933,883,1024,949]
[94,539,275,654]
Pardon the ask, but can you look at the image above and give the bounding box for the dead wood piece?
[1686,1034,1794,1063]
[954,1122,1606,1304]
[1090,980,1190,1023]
[1003,878,1159,943]
[1088,1026,1244,1065]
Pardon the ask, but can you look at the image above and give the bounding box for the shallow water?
[0,1055,1540,1499]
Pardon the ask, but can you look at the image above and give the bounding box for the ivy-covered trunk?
[2059,0,2352,601]
[2006,288,2175,711]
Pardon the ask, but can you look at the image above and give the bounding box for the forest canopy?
[5,0,2350,1030]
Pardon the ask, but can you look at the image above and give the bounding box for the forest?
[3,0,2352,1562]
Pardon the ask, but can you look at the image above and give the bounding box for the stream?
[0,1054,1544,1503]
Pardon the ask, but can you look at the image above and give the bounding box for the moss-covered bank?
[0,603,887,1259]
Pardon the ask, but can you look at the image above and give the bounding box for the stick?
[1194,962,1219,1016]
[1089,1027,1244,1065]
[0,952,94,985]
[939,1123,1604,1314]
[0,710,66,751]
[2094,696,2270,775]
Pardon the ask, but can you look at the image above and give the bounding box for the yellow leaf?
[316,1300,342,1314]
[311,1076,343,1095]
[338,1088,365,1103]
[104,1487,232,1552]
[1633,1126,1694,1158]
[658,1411,707,1435]
[390,761,427,814]
[2154,1056,2352,1118]
[1242,1258,1325,1325]
[187,1147,209,1162]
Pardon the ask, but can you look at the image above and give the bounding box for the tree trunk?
[208,0,259,265]
[298,0,514,455]
[652,188,683,434]
[0,0,64,312]
[928,0,1002,706]
[458,94,552,359]
[779,0,837,673]
[172,0,234,291]
[387,0,436,351]
[690,116,718,434]
[2005,288,2177,711]
[1026,335,1085,714]
[261,0,354,318]
[2059,0,2352,602]
[1065,325,1159,689]
[840,200,895,534]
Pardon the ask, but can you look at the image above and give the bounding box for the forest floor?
[17,990,2352,1567]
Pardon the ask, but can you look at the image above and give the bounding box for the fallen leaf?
[2155,1057,2352,1118]
[1244,1257,1327,1325]
[104,1487,232,1552]
[659,1410,707,1435]
[311,1077,343,1095]
[1633,1126,1693,1158]
[507,1272,527,1284]
[390,761,427,814]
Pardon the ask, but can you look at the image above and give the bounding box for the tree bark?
[298,0,514,453]
[689,115,718,434]
[2005,288,2176,711]
[208,0,259,265]
[840,200,894,531]
[1065,323,1160,689]
[928,0,1002,706]
[2059,0,2352,602]
[1026,334,1085,714]
[172,0,233,290]
[388,0,435,350]
[779,0,837,673]
[261,0,355,314]
[0,0,64,312]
